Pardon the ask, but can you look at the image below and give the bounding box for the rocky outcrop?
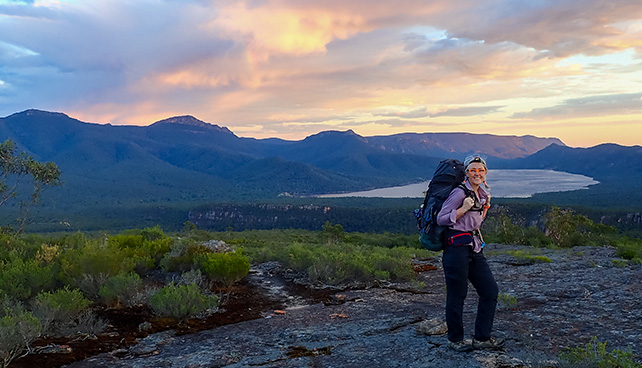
[66,245,641,368]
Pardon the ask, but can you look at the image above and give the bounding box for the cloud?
[375,108,430,119]
[511,93,642,119]
[431,0,642,58]
[430,105,504,117]
[1,0,642,146]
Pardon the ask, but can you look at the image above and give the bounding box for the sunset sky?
[1,0,641,147]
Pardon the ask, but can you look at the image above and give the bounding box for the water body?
[317,170,599,198]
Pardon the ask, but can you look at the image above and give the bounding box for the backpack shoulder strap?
[458,183,484,213]
[456,183,472,197]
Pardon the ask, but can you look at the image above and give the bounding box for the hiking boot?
[448,339,473,352]
[472,336,505,350]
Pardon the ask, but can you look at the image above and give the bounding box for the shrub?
[58,240,136,296]
[32,287,91,336]
[55,310,108,338]
[0,234,28,259]
[497,293,518,310]
[159,243,210,272]
[278,243,423,286]
[559,337,641,368]
[34,243,60,265]
[611,259,628,268]
[109,230,172,271]
[276,242,316,273]
[140,225,166,241]
[377,247,425,281]
[0,256,57,300]
[149,283,218,320]
[308,250,373,285]
[0,309,42,368]
[98,272,143,307]
[483,211,554,247]
[614,238,642,263]
[196,251,251,287]
[176,269,215,292]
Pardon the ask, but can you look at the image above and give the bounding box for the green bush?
[275,242,425,286]
[196,251,251,287]
[0,256,57,300]
[58,239,136,296]
[614,238,642,263]
[159,243,210,272]
[307,250,373,284]
[483,211,554,247]
[109,229,172,271]
[559,337,641,368]
[611,259,628,268]
[276,242,316,272]
[32,287,91,336]
[0,308,42,368]
[0,234,28,260]
[140,225,166,241]
[149,283,218,320]
[98,272,143,307]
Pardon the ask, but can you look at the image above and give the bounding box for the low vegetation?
[484,207,642,264]
[149,283,218,320]
[1,205,642,366]
[559,337,641,368]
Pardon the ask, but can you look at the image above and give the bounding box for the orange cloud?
[214,1,367,57]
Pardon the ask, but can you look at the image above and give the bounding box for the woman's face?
[466,162,487,186]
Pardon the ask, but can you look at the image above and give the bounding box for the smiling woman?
[315,169,599,198]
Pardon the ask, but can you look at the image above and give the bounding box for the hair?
[464,155,490,190]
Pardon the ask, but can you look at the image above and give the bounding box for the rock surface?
[66,245,641,368]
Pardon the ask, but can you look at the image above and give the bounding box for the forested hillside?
[1,109,640,233]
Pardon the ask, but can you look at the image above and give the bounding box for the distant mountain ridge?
[497,143,642,179]
[0,109,638,209]
[367,132,564,159]
[151,115,234,134]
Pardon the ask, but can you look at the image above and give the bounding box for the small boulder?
[416,317,448,335]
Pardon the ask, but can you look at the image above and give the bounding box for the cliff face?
[62,245,641,368]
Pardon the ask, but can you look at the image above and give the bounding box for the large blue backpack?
[414,159,467,251]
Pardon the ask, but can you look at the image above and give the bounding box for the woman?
[436,155,504,352]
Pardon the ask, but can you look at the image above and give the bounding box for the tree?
[322,221,345,244]
[543,206,616,248]
[0,140,62,231]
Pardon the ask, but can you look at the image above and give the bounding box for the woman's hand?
[461,197,475,211]
[482,195,491,219]
[455,197,475,219]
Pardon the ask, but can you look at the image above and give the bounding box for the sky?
[1,0,642,147]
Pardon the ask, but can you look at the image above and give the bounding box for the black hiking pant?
[442,244,498,342]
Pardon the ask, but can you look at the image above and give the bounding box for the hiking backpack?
[413,159,468,251]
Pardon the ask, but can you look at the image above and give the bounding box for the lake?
[316,170,599,198]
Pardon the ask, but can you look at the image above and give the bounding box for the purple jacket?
[436,181,489,252]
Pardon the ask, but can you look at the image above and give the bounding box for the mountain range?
[0,109,640,211]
